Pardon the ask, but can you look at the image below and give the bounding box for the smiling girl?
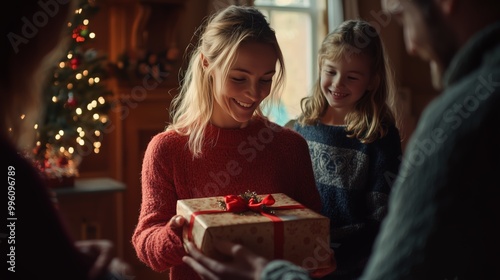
[292,19,403,279]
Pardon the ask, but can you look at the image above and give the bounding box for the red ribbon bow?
[224,194,276,213]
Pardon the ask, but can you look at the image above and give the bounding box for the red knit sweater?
[132,118,322,280]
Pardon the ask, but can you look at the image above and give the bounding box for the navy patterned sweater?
[293,122,402,279]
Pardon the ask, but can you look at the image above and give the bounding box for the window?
[255,0,342,125]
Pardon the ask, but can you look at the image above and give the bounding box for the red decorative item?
[72,25,87,43]
[28,144,81,188]
[70,56,81,69]
[58,156,69,167]
[67,97,77,108]
[224,195,247,212]
[224,193,275,213]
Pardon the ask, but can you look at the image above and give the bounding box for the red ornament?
[70,55,81,69]
[33,145,41,156]
[67,98,77,107]
[57,156,69,167]
[72,25,87,43]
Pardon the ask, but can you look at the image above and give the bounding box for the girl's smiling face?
[320,53,375,113]
[210,41,277,129]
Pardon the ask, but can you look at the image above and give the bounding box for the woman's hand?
[182,239,269,280]
[169,214,187,229]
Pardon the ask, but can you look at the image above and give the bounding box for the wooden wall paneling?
[354,0,439,144]
[118,87,174,278]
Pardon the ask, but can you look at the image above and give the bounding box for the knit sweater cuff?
[260,260,310,280]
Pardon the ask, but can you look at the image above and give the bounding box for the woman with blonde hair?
[132,5,323,280]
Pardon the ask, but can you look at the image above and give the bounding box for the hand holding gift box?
[176,191,335,273]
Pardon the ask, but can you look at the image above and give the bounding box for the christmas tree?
[33,0,111,181]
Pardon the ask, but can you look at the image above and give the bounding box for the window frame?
[253,0,344,125]
[255,1,321,83]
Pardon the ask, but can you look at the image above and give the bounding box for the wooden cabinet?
[54,178,126,257]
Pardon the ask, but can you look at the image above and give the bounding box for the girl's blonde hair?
[168,5,285,158]
[298,19,401,143]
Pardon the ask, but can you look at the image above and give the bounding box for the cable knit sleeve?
[366,124,402,223]
[357,124,402,258]
[131,131,186,272]
[284,128,323,214]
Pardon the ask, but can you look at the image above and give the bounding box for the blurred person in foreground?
[182,0,500,279]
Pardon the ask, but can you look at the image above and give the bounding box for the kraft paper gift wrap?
[176,192,333,271]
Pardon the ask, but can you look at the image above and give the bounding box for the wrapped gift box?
[177,192,333,271]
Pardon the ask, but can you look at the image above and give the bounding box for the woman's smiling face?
[210,41,277,129]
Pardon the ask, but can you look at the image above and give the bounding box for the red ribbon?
[187,194,305,259]
[224,194,276,212]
